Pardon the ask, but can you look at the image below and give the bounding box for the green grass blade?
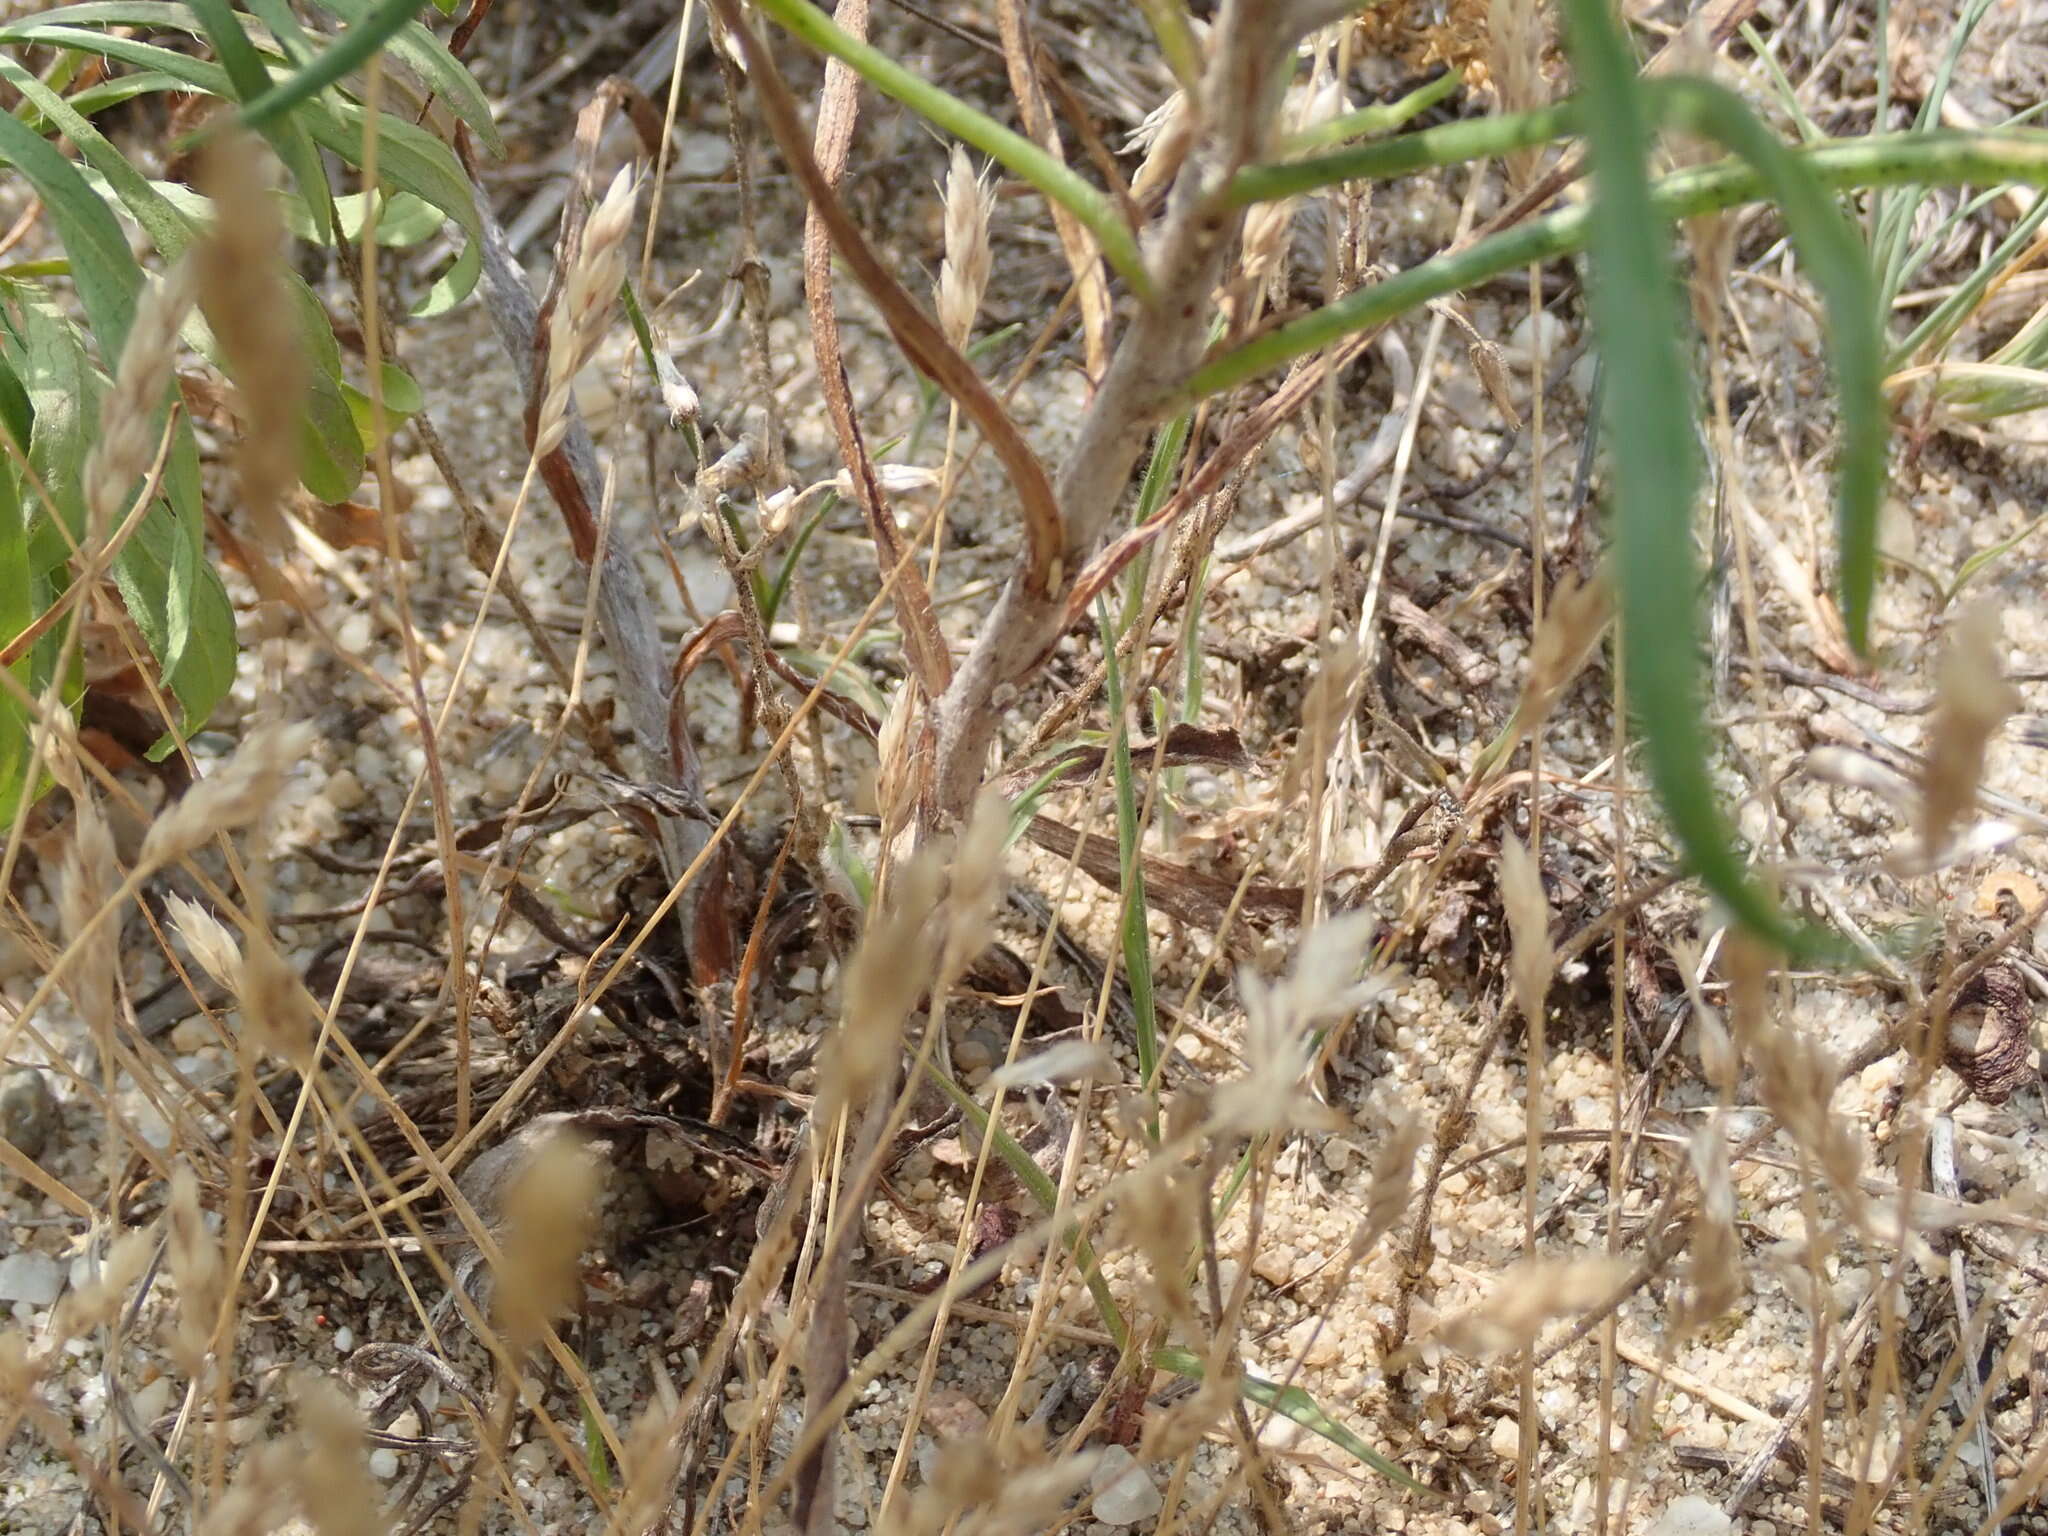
[1193,129,2048,401]
[1559,1,1822,956]
[185,0,335,242]
[1230,98,1581,207]
[1285,69,1463,153]
[232,0,432,133]
[302,0,502,155]
[748,0,1151,301]
[1652,79,1885,654]
[1097,593,1159,1136]
[0,110,138,351]
[1151,1345,1435,1495]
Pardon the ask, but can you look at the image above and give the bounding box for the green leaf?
[283,187,444,246]
[303,0,502,156]
[1649,79,1886,655]
[0,108,140,353]
[1559,0,1823,958]
[186,0,336,243]
[1151,1347,1436,1496]
[232,0,432,136]
[111,506,235,745]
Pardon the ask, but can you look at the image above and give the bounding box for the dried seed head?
[939,789,1008,983]
[935,146,995,350]
[86,260,196,536]
[1470,338,1522,431]
[1516,566,1611,740]
[1215,910,1384,1137]
[607,1402,685,1536]
[291,1373,379,1536]
[538,165,640,456]
[236,931,314,1069]
[1126,92,1191,202]
[1498,832,1554,1030]
[165,893,242,992]
[494,1127,604,1356]
[166,1165,222,1377]
[195,133,305,550]
[58,794,120,1041]
[52,1225,156,1341]
[139,721,313,873]
[828,852,944,1121]
[1681,1122,1742,1328]
[1920,600,2019,860]
[1349,1112,1425,1263]
[1436,1254,1630,1358]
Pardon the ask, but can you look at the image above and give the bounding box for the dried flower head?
[1436,1254,1629,1358]
[538,165,640,456]
[236,930,314,1068]
[494,1127,604,1356]
[195,132,305,550]
[935,146,995,350]
[1920,599,2019,860]
[58,793,120,1038]
[828,851,943,1121]
[291,1373,380,1536]
[85,260,196,537]
[1349,1112,1425,1263]
[165,892,242,992]
[1214,910,1385,1137]
[166,1165,222,1377]
[1498,832,1554,1030]
[139,721,313,873]
[1681,1122,1742,1328]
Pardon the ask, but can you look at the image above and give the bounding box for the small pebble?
[369,1447,400,1480]
[0,1068,57,1161]
[0,1250,62,1305]
[333,1325,354,1354]
[1490,1416,1521,1461]
[1646,1495,1732,1536]
[1089,1445,1162,1527]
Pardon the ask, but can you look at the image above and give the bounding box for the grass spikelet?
[236,930,314,1069]
[1349,1113,1425,1262]
[605,1403,684,1536]
[138,721,313,874]
[166,1165,222,1378]
[51,1225,157,1341]
[1498,832,1554,1029]
[84,259,195,536]
[1919,599,2019,860]
[291,1373,382,1536]
[939,789,1008,981]
[935,145,994,350]
[827,850,943,1123]
[537,165,639,456]
[1681,1122,1741,1328]
[1216,910,1383,1137]
[1435,1255,1631,1358]
[58,792,120,1039]
[494,1127,604,1357]
[1472,566,1610,785]
[165,892,243,992]
[195,132,305,550]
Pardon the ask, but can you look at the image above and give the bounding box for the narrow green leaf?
[749,0,1152,301]
[0,109,139,352]
[231,0,432,134]
[1283,69,1466,153]
[303,0,502,155]
[1651,79,1885,652]
[1151,1346,1436,1495]
[1097,594,1158,1131]
[1560,0,1825,957]
[186,0,336,243]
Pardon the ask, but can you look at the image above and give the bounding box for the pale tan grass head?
[166,1164,223,1378]
[1919,599,2019,860]
[195,132,305,551]
[538,164,640,456]
[138,720,314,873]
[1681,1121,1742,1328]
[494,1127,604,1357]
[1435,1254,1631,1358]
[1214,910,1383,1137]
[85,259,196,537]
[1498,832,1554,1030]
[935,145,995,350]
[291,1372,383,1536]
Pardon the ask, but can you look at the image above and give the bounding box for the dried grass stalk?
[1919,600,2019,859]
[934,146,994,351]
[537,165,639,456]
[195,133,305,550]
[85,260,196,536]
